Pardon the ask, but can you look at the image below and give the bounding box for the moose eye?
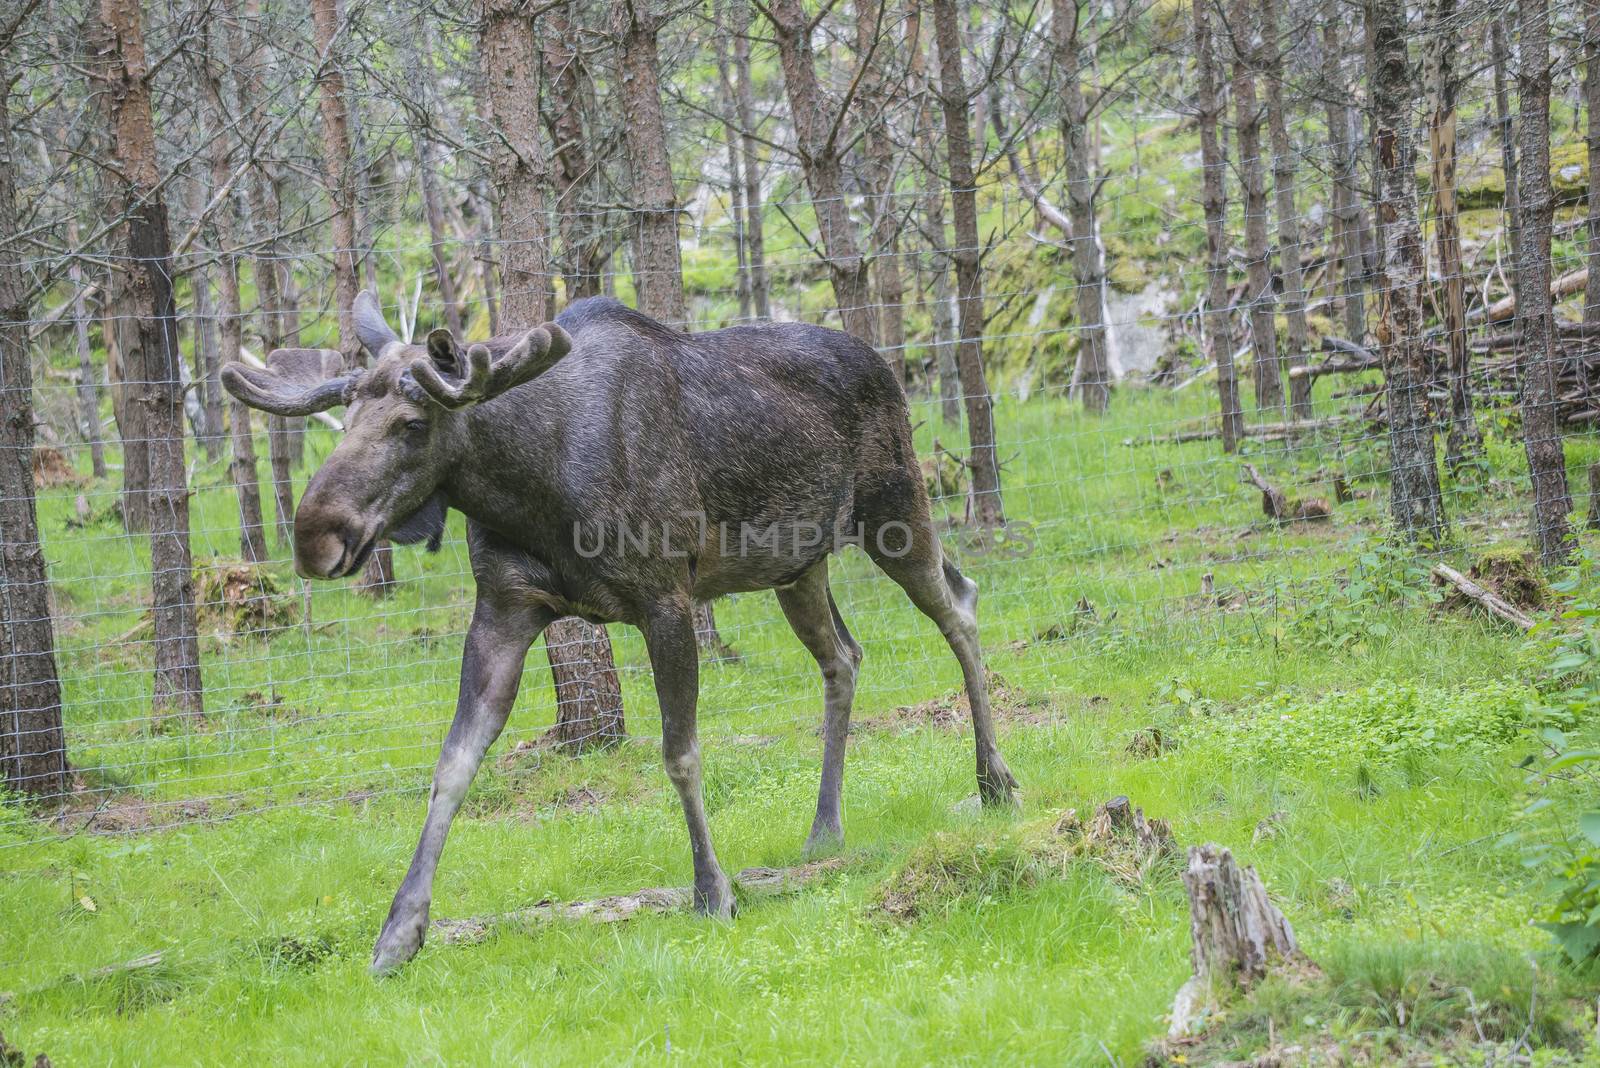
[403,419,428,439]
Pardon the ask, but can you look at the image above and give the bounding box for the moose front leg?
[644,598,735,919]
[370,599,551,975]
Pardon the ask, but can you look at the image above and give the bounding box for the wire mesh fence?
[4,51,1597,852]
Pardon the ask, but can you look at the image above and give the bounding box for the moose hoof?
[694,874,737,921]
[802,822,844,859]
[370,912,428,977]
[978,758,1021,811]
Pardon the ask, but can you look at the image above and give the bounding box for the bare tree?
[1422,0,1482,471]
[544,1,604,302]
[1491,14,1521,284]
[1321,18,1367,345]
[615,0,687,326]
[1228,0,1281,415]
[1515,0,1573,565]
[1586,0,1600,328]
[200,13,267,562]
[95,0,204,719]
[1194,0,1242,451]
[482,0,625,748]
[410,11,464,337]
[931,0,1003,525]
[714,15,751,319]
[1052,0,1111,413]
[731,0,770,319]
[0,39,67,797]
[1260,0,1309,418]
[856,0,907,382]
[766,0,879,343]
[908,2,961,427]
[1369,0,1445,543]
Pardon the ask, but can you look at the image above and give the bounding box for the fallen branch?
[1289,336,1381,380]
[1431,563,1535,631]
[1125,416,1348,446]
[432,858,848,945]
[1473,267,1589,323]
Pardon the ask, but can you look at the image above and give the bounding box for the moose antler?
[221,348,361,416]
[409,323,573,409]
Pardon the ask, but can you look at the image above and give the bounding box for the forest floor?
[6,379,1600,1065]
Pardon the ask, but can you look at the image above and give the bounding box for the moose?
[221,292,1018,974]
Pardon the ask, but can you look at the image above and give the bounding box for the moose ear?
[353,290,400,358]
[426,328,461,378]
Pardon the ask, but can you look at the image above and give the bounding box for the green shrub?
[1188,679,1532,770]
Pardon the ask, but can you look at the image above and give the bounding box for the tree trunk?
[1322,19,1368,346]
[732,0,770,319]
[1423,0,1483,472]
[1585,0,1600,327]
[1168,844,1309,1037]
[1516,0,1574,566]
[481,0,552,326]
[767,0,878,343]
[616,0,725,651]
[714,13,751,319]
[908,4,961,425]
[411,14,464,337]
[856,0,907,380]
[1053,0,1111,413]
[66,227,107,479]
[1261,0,1310,418]
[97,0,205,721]
[202,15,267,563]
[1492,14,1521,287]
[1229,0,1282,415]
[82,8,146,534]
[1194,0,1242,451]
[544,623,626,751]
[0,44,68,797]
[311,0,393,594]
[482,0,625,747]
[931,0,1003,526]
[1370,0,1446,544]
[225,0,294,548]
[615,0,687,327]
[543,2,603,302]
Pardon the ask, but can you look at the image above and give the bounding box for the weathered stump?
[1169,844,1309,1037]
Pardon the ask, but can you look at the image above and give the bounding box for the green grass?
[5,379,1600,1065]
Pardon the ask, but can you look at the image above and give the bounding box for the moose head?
[221,291,571,580]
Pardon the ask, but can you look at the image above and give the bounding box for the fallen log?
[1474,267,1589,323]
[432,857,847,945]
[1431,563,1535,631]
[1169,844,1311,1037]
[1125,416,1349,446]
[1288,336,1381,380]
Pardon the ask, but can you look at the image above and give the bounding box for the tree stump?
[1169,844,1309,1037]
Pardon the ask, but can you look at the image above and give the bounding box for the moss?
[1107,257,1146,295]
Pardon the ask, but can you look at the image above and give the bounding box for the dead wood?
[1288,336,1380,380]
[1431,563,1536,631]
[1240,464,1332,523]
[1473,266,1588,323]
[1168,844,1311,1037]
[432,857,848,945]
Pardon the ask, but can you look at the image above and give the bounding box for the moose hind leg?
[370,600,550,976]
[775,562,862,856]
[870,533,1018,807]
[644,598,735,918]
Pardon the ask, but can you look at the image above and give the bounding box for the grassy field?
[6,377,1600,1065]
